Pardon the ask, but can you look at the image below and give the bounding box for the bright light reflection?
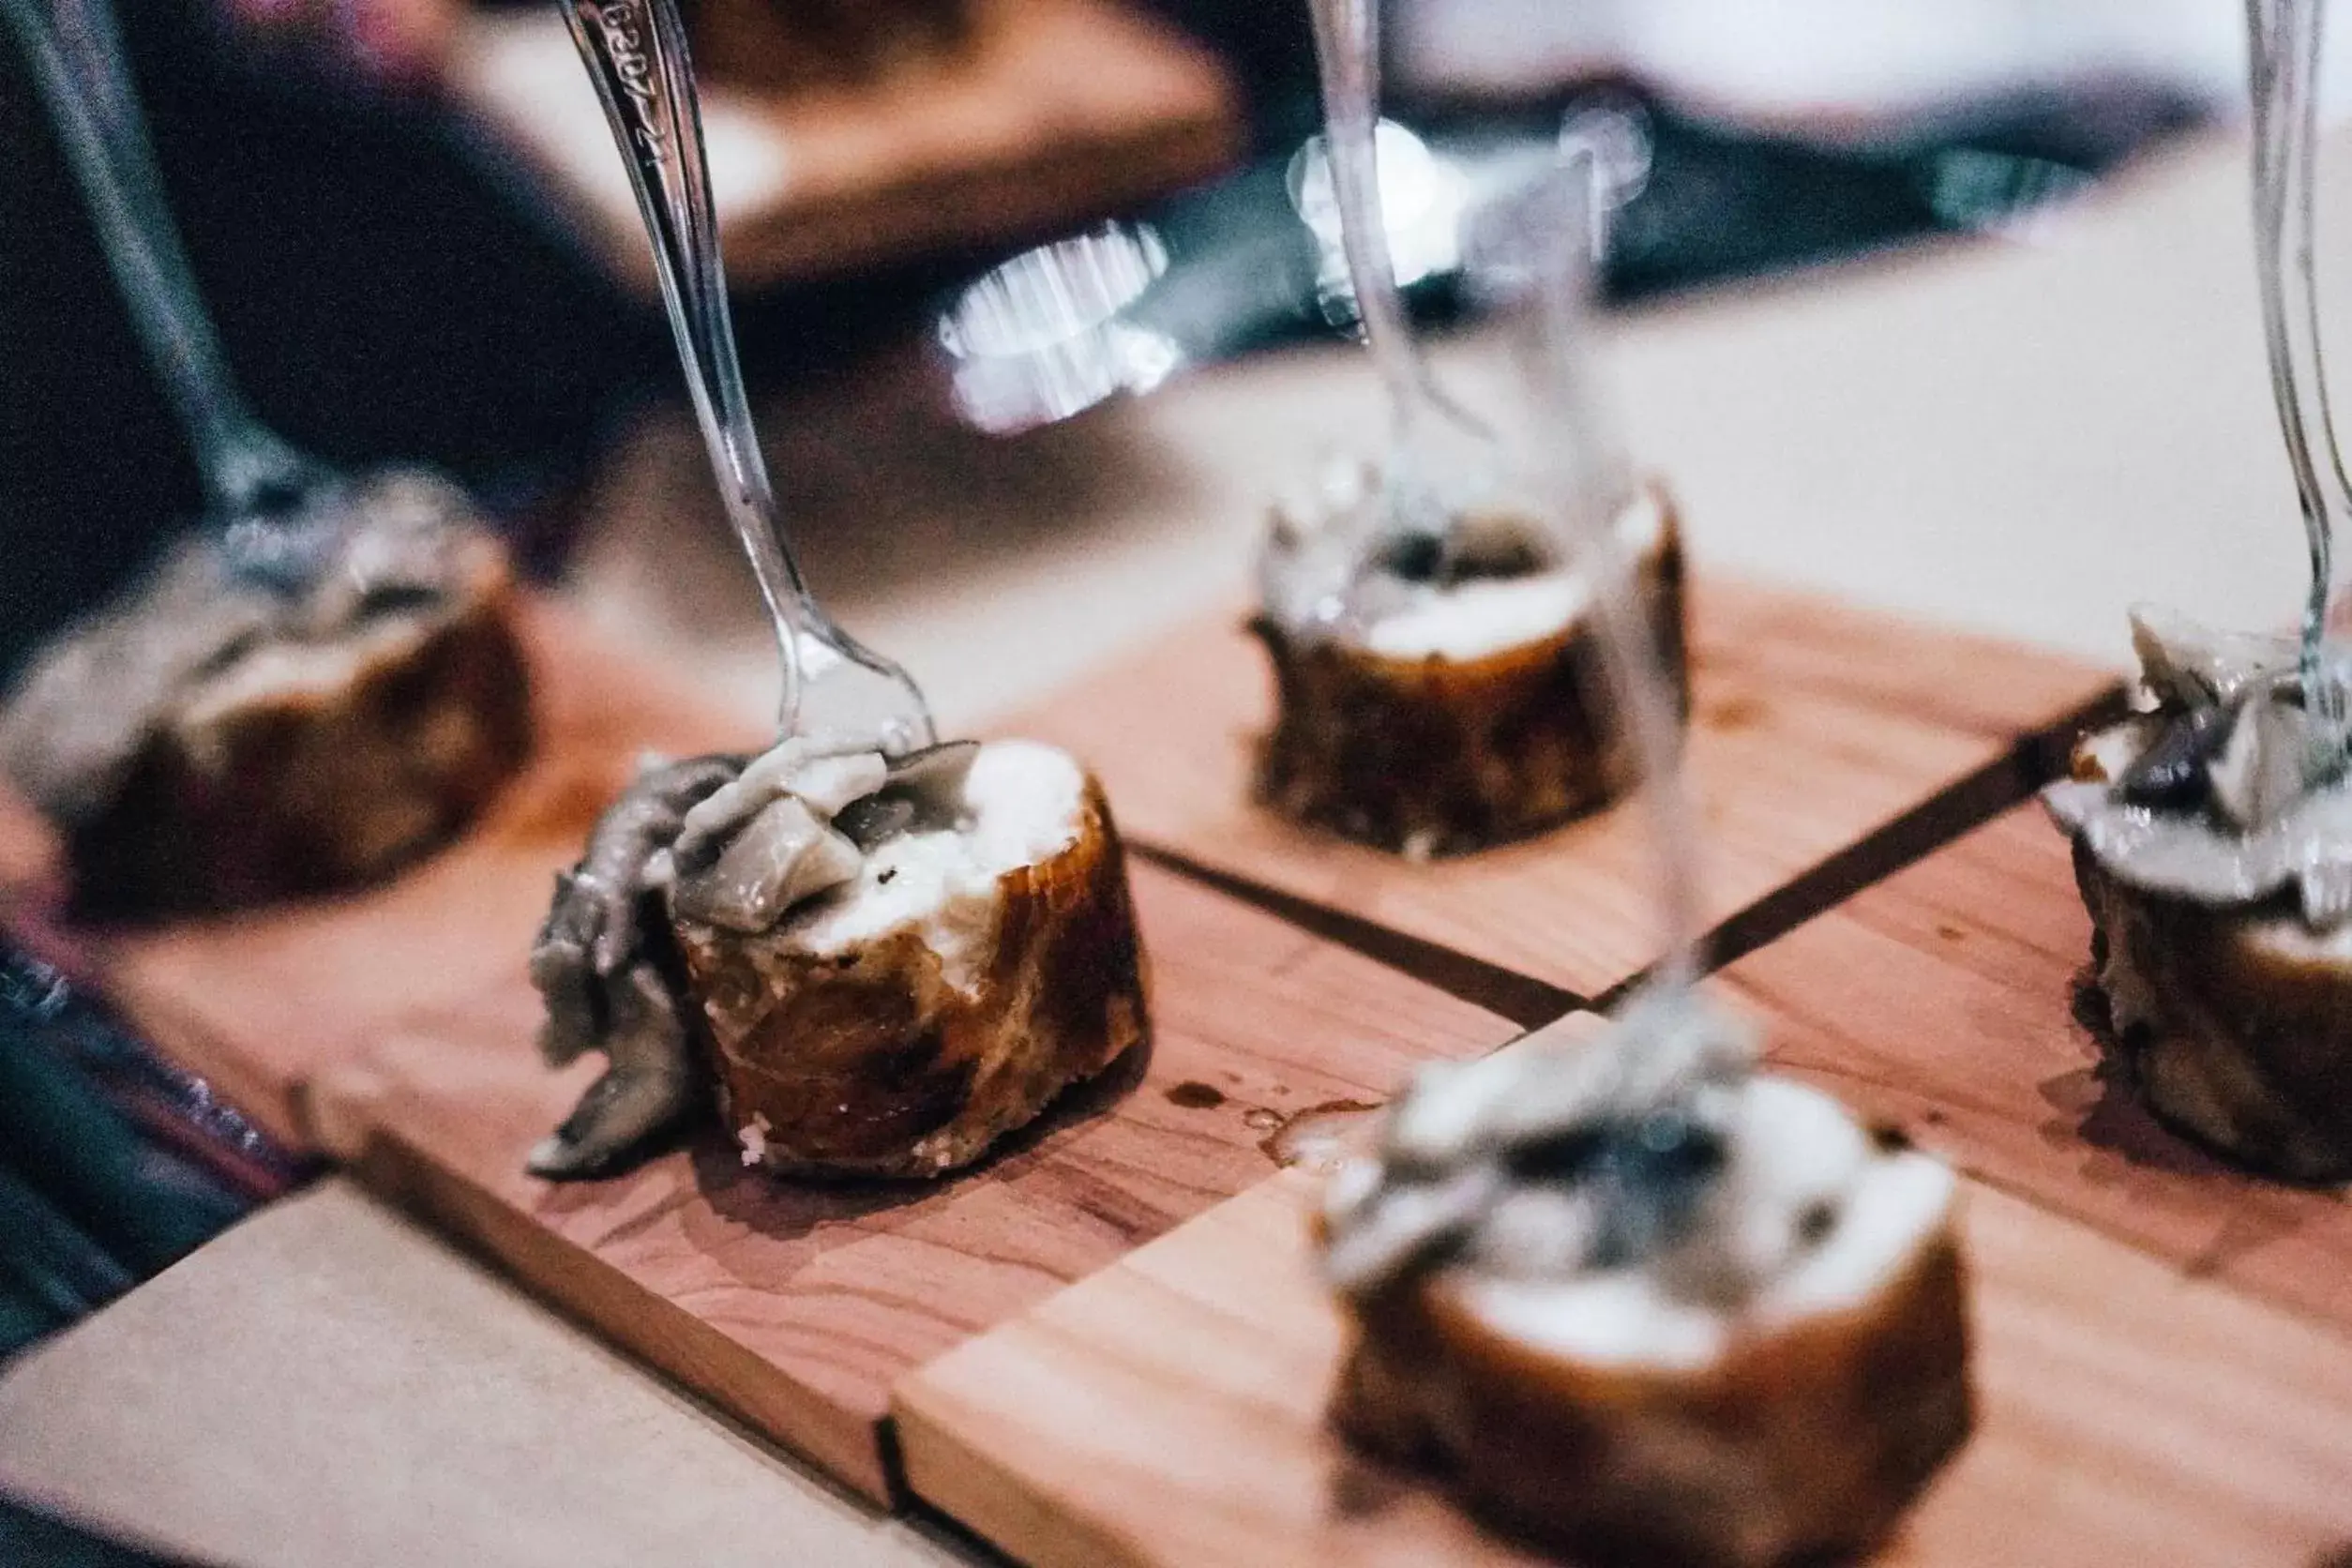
[1288,120,1469,318]
[936,223,1179,434]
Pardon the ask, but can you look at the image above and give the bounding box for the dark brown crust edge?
[1247,489,1689,857]
[677,773,1149,1180]
[2070,844,2352,1182]
[66,576,535,921]
[1327,1225,1973,1568]
[2064,736,2352,1183]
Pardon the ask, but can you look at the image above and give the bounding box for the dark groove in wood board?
[1130,845,1585,1029]
[1601,746,2024,1008]
[1592,682,2126,1012]
[1137,672,2124,1028]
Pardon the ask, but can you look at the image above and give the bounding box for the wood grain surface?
[0,599,736,1150]
[309,864,1516,1500]
[896,1050,2352,1568]
[0,592,1520,1500]
[1003,579,2120,1002]
[449,0,1238,293]
[1720,802,2352,1336]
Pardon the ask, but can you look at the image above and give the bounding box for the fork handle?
[1305,0,1431,439]
[557,0,816,704]
[2,0,310,516]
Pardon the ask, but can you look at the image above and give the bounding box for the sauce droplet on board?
[1261,1098,1384,1171]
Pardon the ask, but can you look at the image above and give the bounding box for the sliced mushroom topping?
[2118,704,2236,811]
[2207,692,2314,831]
[531,754,740,1056]
[834,739,981,851]
[672,741,888,869]
[527,754,744,1178]
[2049,607,2352,927]
[1460,1185,1606,1279]
[671,795,863,932]
[1321,1164,1501,1298]
[2047,777,2352,920]
[1319,993,1758,1302]
[2129,604,2300,710]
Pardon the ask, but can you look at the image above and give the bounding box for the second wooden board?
[1003,579,2120,1003]
[1718,801,2352,1336]
[896,1024,2352,1568]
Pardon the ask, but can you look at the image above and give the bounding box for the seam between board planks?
[1142,682,2125,1021]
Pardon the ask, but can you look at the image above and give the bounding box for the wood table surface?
[4,127,2343,1566]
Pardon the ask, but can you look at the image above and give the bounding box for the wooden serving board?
[895,1022,2352,1568]
[448,0,1239,293]
[308,863,1517,1500]
[1720,802,2352,1335]
[1003,578,2122,1006]
[0,592,1523,1500]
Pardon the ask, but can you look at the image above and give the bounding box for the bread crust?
[1329,1214,1973,1568]
[676,775,1148,1178]
[2072,845,2352,1180]
[67,555,533,920]
[2068,735,2352,1182]
[1248,490,1687,857]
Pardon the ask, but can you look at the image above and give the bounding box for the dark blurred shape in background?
[0,939,306,1362]
[0,0,2220,674]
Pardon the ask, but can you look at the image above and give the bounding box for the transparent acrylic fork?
[1305,0,1501,565]
[1474,162,1703,996]
[2,0,360,594]
[561,0,935,753]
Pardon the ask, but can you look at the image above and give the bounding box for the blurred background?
[8,0,2302,680]
[0,0,2313,1554]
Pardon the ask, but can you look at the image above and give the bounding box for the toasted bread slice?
[2068,728,2352,1181]
[676,739,1148,1179]
[1319,1034,1970,1567]
[1250,482,1686,858]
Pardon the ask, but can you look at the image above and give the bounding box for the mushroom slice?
[671,742,886,868]
[526,755,744,1175]
[2118,704,2235,810]
[670,795,862,932]
[1319,1162,1502,1299]
[526,961,700,1178]
[2129,604,2299,709]
[2207,693,2313,831]
[834,739,983,850]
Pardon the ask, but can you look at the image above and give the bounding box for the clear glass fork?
[560,0,936,755]
[2,0,366,595]
[1304,0,1502,573]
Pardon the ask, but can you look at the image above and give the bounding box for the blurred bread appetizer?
[0,472,533,918]
[2045,608,2352,1181]
[1251,477,1685,858]
[1317,1001,1972,1566]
